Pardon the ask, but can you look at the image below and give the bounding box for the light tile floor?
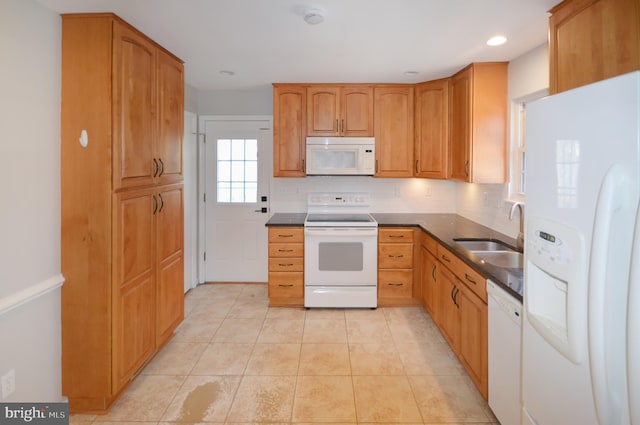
[71,283,499,424]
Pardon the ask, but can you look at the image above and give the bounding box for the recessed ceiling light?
[304,7,325,25]
[486,35,507,46]
[404,71,419,76]
[219,70,235,76]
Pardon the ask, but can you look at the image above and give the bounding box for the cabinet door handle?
[432,265,437,281]
[415,159,419,174]
[464,160,469,176]
[302,159,305,173]
[153,195,158,214]
[336,119,339,132]
[441,254,451,263]
[341,119,344,133]
[451,286,460,307]
[158,158,164,176]
[153,158,159,177]
[389,282,404,287]
[464,273,477,285]
[278,283,294,288]
[158,193,164,212]
[375,159,378,174]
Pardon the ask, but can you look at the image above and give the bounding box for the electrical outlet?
[1,369,15,399]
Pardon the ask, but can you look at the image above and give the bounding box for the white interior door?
[203,118,272,282]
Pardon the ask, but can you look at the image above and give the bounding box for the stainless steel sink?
[472,251,523,268]
[453,238,523,269]
[453,239,514,252]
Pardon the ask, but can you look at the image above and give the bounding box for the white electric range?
[303,193,378,308]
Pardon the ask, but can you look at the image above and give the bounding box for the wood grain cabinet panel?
[448,63,507,183]
[61,13,184,413]
[374,86,415,177]
[414,78,449,178]
[268,227,304,305]
[549,0,640,94]
[273,85,306,176]
[307,85,374,137]
[377,227,417,305]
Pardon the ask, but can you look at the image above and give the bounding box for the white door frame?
[197,115,273,284]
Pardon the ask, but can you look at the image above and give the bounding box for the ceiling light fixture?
[303,7,325,25]
[219,70,235,76]
[486,35,507,46]
[404,71,419,76]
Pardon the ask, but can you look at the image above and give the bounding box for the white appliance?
[488,279,522,425]
[305,137,375,175]
[522,71,640,425]
[304,192,378,308]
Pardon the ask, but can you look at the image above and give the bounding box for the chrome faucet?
[509,201,525,251]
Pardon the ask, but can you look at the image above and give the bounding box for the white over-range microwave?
[305,137,375,176]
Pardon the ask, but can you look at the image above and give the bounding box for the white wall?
[184,111,199,291]
[0,0,64,402]
[456,43,549,238]
[198,86,272,115]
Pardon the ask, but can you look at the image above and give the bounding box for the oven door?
[304,227,378,286]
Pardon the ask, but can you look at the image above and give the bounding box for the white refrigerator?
[522,71,640,425]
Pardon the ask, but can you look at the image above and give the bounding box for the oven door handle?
[304,227,378,237]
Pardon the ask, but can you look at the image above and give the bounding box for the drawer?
[378,270,413,298]
[379,227,414,243]
[437,245,487,302]
[268,243,304,258]
[269,257,304,272]
[268,272,304,298]
[421,231,438,255]
[268,227,304,243]
[379,243,413,268]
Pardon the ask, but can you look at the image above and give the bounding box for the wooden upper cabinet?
[414,78,449,179]
[273,85,306,176]
[374,86,414,177]
[549,0,640,94]
[112,21,184,190]
[307,85,374,136]
[156,49,185,185]
[112,22,156,190]
[448,63,507,183]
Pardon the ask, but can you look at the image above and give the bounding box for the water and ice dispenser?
[525,216,586,364]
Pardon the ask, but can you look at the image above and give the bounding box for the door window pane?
[217,138,258,203]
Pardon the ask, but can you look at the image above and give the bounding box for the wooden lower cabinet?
[420,234,439,317]
[268,227,304,305]
[421,230,488,400]
[378,227,420,306]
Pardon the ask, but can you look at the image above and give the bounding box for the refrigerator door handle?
[588,163,632,425]
[628,204,640,425]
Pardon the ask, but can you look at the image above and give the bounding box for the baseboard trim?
[0,273,65,316]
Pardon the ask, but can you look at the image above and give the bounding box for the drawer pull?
[278,263,294,267]
[278,283,294,288]
[464,273,477,285]
[389,235,405,239]
[388,282,404,287]
[278,249,294,253]
[278,234,294,238]
[441,254,451,263]
[389,254,405,258]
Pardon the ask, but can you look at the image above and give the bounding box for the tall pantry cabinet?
[60,14,185,412]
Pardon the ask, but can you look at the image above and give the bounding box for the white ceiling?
[36,0,559,91]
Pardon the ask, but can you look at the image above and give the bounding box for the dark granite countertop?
[266,212,523,301]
